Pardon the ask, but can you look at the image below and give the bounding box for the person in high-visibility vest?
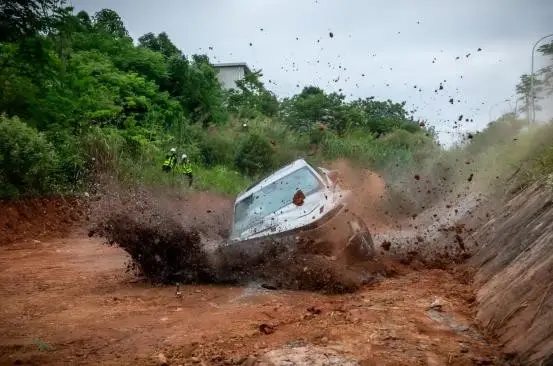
[178,153,193,187]
[162,148,178,172]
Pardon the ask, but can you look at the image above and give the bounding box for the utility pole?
[530,33,553,124]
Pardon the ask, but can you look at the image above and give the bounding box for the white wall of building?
[215,66,246,90]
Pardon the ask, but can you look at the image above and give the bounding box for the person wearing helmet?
[178,153,193,187]
[162,148,178,172]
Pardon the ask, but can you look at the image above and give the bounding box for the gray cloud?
[70,0,553,144]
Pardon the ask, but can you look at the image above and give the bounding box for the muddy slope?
[0,197,84,246]
[468,183,553,365]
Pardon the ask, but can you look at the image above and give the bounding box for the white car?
[217,159,374,264]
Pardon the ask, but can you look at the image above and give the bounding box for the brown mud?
[89,206,394,294]
[85,178,399,293]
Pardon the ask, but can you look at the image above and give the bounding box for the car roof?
[235,159,312,202]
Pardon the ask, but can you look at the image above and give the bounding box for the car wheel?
[343,215,375,262]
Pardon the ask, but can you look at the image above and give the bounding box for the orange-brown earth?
[0,220,502,365]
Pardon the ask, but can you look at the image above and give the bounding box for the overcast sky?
[70,0,553,144]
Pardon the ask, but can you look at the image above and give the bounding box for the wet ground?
[0,233,502,365]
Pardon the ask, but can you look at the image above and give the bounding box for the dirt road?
[0,232,501,365]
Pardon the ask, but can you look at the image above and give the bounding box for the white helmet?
[170,147,177,153]
[181,154,188,159]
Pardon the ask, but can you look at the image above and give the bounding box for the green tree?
[227,69,279,117]
[0,115,59,196]
[537,41,553,95]
[349,98,416,136]
[516,41,553,116]
[177,55,227,126]
[516,74,544,116]
[280,86,347,133]
[138,32,182,58]
[93,9,129,39]
[0,0,62,42]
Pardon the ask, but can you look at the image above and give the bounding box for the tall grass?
[82,116,553,204]
[387,118,553,211]
[194,165,252,195]
[83,117,441,197]
[84,125,251,196]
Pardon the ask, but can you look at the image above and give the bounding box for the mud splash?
[90,213,215,283]
[328,159,396,233]
[91,211,394,293]
[89,184,393,293]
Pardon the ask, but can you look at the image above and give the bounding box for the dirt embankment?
[340,162,552,365]
[465,183,553,365]
[370,177,553,364]
[0,197,85,246]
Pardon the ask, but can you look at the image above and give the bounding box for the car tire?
[343,215,375,262]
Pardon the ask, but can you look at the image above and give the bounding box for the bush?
[45,129,87,186]
[198,131,237,167]
[0,115,59,197]
[531,146,553,177]
[235,133,275,176]
[547,173,553,194]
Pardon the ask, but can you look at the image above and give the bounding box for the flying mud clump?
[90,213,216,284]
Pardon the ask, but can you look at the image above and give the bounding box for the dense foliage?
[0,115,59,196]
[0,2,442,197]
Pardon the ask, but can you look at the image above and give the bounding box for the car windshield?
[233,166,323,234]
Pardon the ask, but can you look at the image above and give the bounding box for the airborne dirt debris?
[90,206,393,293]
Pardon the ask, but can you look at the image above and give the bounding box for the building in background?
[212,62,252,90]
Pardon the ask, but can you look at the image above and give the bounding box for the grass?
[32,339,51,352]
[194,165,252,195]
[469,122,553,194]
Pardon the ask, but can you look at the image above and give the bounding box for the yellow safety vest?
[163,155,177,169]
[179,162,192,174]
